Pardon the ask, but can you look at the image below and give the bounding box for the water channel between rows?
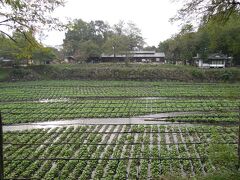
[3,112,207,132]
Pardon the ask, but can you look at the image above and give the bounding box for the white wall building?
[194,53,231,68]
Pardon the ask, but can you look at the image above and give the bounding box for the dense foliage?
[63,20,144,62]
[159,13,240,65]
[0,31,56,64]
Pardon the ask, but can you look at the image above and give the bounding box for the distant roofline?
[130,51,156,54]
[193,53,229,60]
[102,51,165,58]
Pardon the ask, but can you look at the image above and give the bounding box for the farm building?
[194,53,232,68]
[0,58,15,67]
[64,56,76,63]
[0,58,32,67]
[101,51,165,63]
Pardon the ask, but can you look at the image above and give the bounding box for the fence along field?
[0,80,240,179]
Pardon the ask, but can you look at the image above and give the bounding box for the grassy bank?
[1,63,240,82]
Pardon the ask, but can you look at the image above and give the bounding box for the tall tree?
[143,46,157,51]
[113,21,125,35]
[88,20,110,46]
[0,35,16,59]
[158,24,197,64]
[32,47,56,64]
[63,19,145,62]
[194,29,210,60]
[125,22,145,50]
[63,19,90,56]
[202,13,240,64]
[11,31,40,60]
[102,21,145,56]
[76,40,102,62]
[102,34,129,56]
[158,37,181,64]
[160,12,240,65]
[63,19,110,61]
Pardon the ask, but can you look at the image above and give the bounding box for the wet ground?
[3,112,200,132]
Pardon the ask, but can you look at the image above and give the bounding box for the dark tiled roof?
[102,51,165,58]
[208,53,228,60]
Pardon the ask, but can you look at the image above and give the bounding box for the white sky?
[42,0,182,47]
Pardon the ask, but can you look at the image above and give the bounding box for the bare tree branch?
[0,18,12,24]
[0,0,65,42]
[172,0,240,24]
[0,30,17,42]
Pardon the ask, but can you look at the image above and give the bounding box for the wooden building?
[101,51,165,63]
[64,56,76,63]
[0,58,15,67]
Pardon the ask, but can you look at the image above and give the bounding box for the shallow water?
[2,111,200,132]
[37,98,69,103]
[3,118,177,132]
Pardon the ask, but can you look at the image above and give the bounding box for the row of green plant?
[168,112,240,123]
[1,81,239,101]
[3,125,238,179]
[1,98,239,124]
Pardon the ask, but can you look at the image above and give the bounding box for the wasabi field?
[1,80,240,179]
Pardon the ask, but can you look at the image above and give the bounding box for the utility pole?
[0,112,4,180]
[113,45,116,61]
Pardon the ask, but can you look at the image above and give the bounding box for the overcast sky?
[42,0,182,47]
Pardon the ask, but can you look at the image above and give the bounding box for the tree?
[0,34,16,59]
[63,19,90,56]
[76,40,102,62]
[158,25,197,64]
[0,31,57,65]
[113,20,125,35]
[63,19,109,60]
[102,21,145,56]
[161,12,240,65]
[172,0,240,24]
[143,46,157,51]
[63,19,145,62]
[201,13,240,64]
[125,22,144,50]
[178,25,197,64]
[88,20,110,46]
[11,31,40,61]
[32,47,56,64]
[50,47,65,63]
[102,34,129,56]
[0,0,64,40]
